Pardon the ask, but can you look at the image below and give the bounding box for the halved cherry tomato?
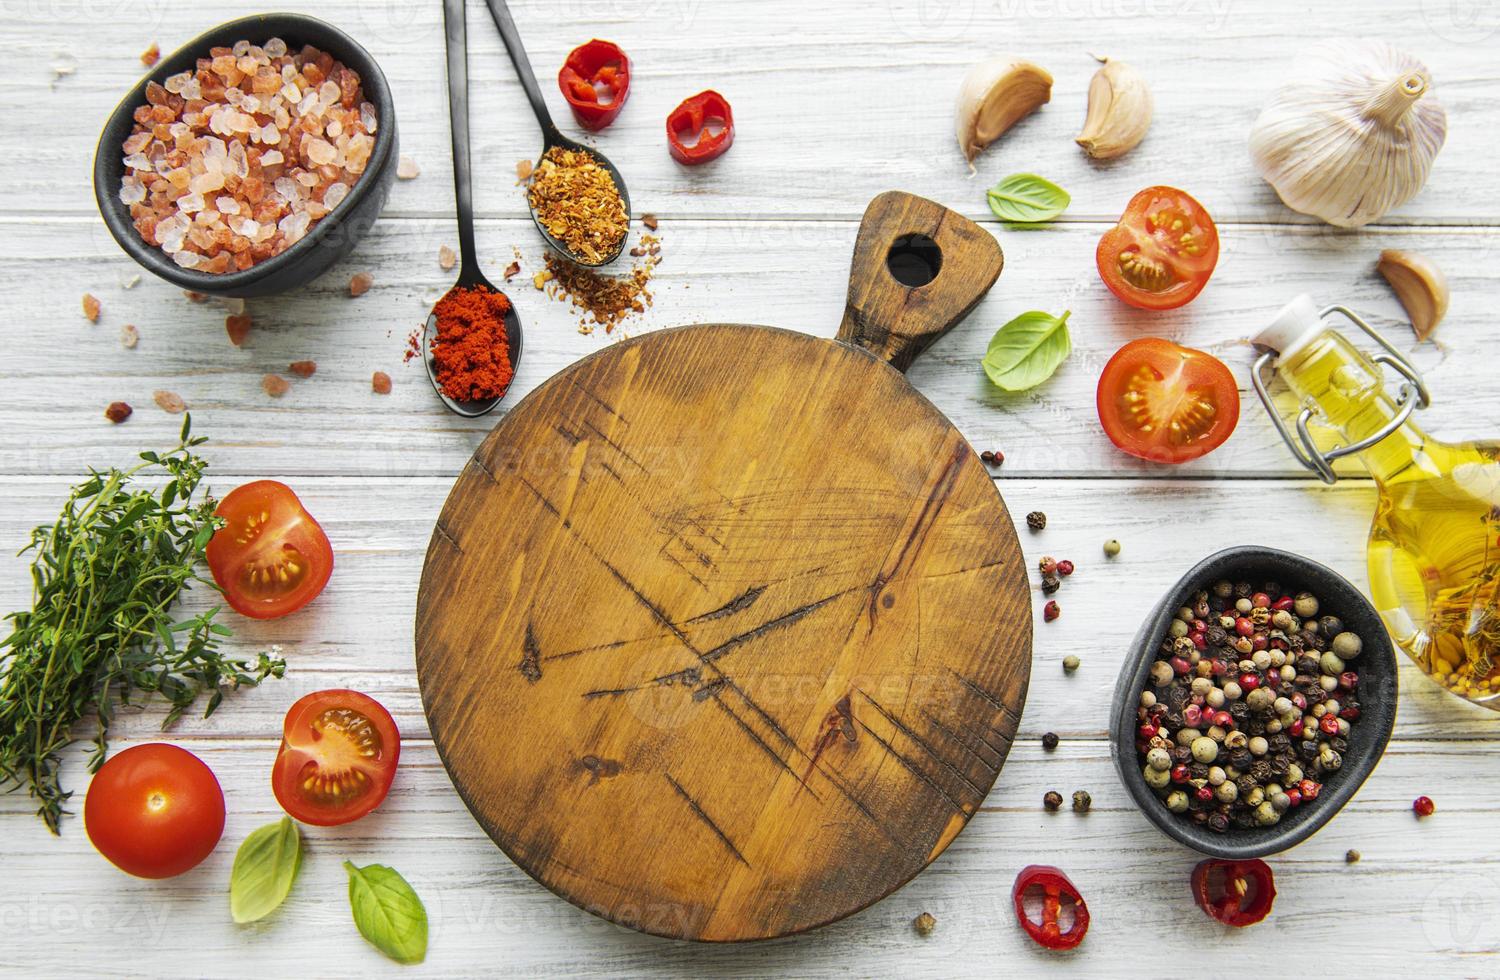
[206,480,332,620]
[84,743,225,879]
[1096,338,1240,463]
[1012,864,1090,950]
[1097,186,1219,310]
[1192,858,1276,927]
[272,689,399,826]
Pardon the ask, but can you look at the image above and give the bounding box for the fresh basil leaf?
[230,817,303,924]
[986,173,1071,223]
[981,310,1073,391]
[344,861,428,964]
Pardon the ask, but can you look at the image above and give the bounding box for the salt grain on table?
[118,38,377,275]
[153,390,186,414]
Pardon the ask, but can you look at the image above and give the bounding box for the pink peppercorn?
[1413,796,1435,817]
[1239,673,1261,691]
[1320,714,1341,736]
[1043,600,1060,622]
[1235,618,1255,637]
[1183,705,1203,727]
[1251,592,1271,609]
[1057,559,1075,576]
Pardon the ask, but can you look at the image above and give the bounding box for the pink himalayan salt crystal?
[262,374,290,398]
[372,371,392,394]
[349,271,373,297]
[118,38,377,275]
[439,245,455,270]
[121,324,140,348]
[397,156,419,179]
[82,293,101,322]
[153,390,187,414]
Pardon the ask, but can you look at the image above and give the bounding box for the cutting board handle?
[836,191,1004,373]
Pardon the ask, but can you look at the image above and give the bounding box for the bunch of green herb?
[0,416,284,832]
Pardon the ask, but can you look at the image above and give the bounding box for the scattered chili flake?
[429,284,514,402]
[439,245,456,271]
[262,374,290,398]
[526,146,628,264]
[912,912,936,937]
[503,260,521,280]
[515,158,533,182]
[642,213,659,231]
[289,360,317,378]
[402,328,421,363]
[397,156,421,180]
[152,390,186,414]
[140,42,160,67]
[349,272,374,297]
[120,324,140,348]
[372,370,392,394]
[104,401,132,423]
[226,313,252,346]
[82,293,101,322]
[183,290,209,303]
[541,240,658,335]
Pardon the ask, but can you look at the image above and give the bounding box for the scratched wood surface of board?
[416,194,1032,941]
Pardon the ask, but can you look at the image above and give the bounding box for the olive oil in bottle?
[1254,296,1500,707]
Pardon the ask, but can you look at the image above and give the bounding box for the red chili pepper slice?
[1012,865,1089,950]
[557,39,630,131]
[1191,858,1276,927]
[666,90,735,165]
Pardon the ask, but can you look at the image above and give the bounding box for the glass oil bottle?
[1254,296,1500,708]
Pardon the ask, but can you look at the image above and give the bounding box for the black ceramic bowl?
[1110,546,1397,859]
[92,13,397,298]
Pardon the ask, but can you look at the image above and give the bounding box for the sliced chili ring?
[666,90,734,165]
[557,39,630,131]
[1012,864,1089,950]
[1191,858,1276,927]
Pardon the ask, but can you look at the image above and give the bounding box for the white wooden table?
[5,0,1500,974]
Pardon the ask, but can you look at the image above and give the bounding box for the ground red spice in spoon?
[430,284,514,401]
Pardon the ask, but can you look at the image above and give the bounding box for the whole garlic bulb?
[1249,41,1446,227]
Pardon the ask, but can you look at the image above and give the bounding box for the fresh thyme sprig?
[0,415,285,833]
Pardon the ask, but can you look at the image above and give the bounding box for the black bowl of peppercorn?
[1110,546,1397,859]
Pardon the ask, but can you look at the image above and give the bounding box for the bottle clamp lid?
[1251,300,1431,484]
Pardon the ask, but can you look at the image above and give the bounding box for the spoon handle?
[442,0,479,274]
[483,0,560,140]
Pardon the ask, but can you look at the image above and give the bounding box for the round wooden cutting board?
[416,192,1032,941]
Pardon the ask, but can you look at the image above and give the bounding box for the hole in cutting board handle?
[885,233,942,287]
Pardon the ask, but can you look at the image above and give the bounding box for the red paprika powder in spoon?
[430,284,514,402]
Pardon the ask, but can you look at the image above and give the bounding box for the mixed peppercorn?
[1133,577,1365,833]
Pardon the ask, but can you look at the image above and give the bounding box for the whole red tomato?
[84,743,225,879]
[206,480,333,620]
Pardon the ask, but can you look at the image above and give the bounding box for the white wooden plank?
[1,475,1492,751]
[5,0,1499,225]
[0,738,1494,978]
[0,215,1492,479]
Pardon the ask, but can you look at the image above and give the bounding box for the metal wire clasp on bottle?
[1251,304,1431,485]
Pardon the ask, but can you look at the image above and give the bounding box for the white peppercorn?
[1206,688,1225,709]
[1208,766,1227,786]
[1144,764,1171,790]
[1249,736,1269,756]
[1332,631,1363,659]
[1150,661,1173,686]
[1166,790,1189,813]
[1294,592,1319,618]
[1214,780,1238,803]
[1321,651,1346,674]
[1191,736,1219,763]
[1147,747,1172,771]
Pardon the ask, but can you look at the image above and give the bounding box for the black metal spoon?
[426,0,523,418]
[482,0,632,267]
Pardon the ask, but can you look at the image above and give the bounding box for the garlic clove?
[1377,249,1448,340]
[1076,56,1152,160]
[956,57,1053,164]
[1249,41,1446,228]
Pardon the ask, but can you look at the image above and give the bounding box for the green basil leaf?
[986,173,1071,223]
[981,310,1073,391]
[344,861,428,964]
[230,817,303,924]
